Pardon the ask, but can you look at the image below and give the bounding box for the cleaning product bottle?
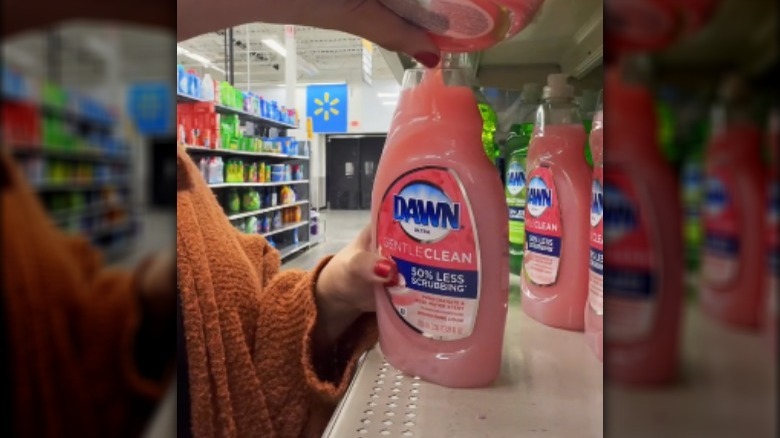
[765,108,778,350]
[585,90,603,361]
[202,73,216,102]
[699,74,765,329]
[520,73,590,331]
[604,62,683,385]
[371,56,508,388]
[680,98,710,276]
[505,83,542,276]
[578,89,599,167]
[378,0,544,52]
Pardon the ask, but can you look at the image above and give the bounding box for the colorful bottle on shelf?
[765,108,778,351]
[578,89,599,167]
[372,57,508,388]
[699,75,765,329]
[520,73,590,331]
[603,65,684,385]
[505,83,541,276]
[585,90,603,361]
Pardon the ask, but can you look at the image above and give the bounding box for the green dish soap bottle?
[505,83,542,276]
[578,89,599,168]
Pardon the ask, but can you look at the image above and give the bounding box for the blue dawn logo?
[506,161,526,196]
[393,182,461,243]
[603,184,637,243]
[704,177,728,216]
[526,176,552,218]
[590,179,604,227]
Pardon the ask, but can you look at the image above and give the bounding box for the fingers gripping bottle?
[372,58,509,388]
[505,83,542,276]
[585,91,604,361]
[379,0,545,52]
[520,73,591,331]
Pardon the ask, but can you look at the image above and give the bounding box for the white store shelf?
[261,220,309,238]
[185,145,309,160]
[227,200,309,221]
[324,301,604,438]
[278,241,311,259]
[208,180,309,189]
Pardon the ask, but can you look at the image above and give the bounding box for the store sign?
[306,84,348,133]
[127,82,173,135]
[362,39,373,86]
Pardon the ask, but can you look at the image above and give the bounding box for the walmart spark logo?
[307,84,348,133]
[313,92,340,121]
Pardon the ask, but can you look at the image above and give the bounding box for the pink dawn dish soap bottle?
[585,90,604,361]
[602,63,684,385]
[372,55,509,388]
[699,75,766,329]
[520,73,591,331]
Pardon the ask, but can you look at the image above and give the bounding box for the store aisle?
[283,210,370,270]
[114,208,176,268]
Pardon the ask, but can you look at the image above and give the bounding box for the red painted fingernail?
[384,274,400,288]
[374,259,397,280]
[413,52,441,69]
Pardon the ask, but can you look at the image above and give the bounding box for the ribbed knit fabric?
[176,143,378,438]
[0,149,170,438]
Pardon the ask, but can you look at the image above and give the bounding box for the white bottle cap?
[521,83,542,103]
[543,73,574,100]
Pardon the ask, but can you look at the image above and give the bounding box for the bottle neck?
[537,97,582,126]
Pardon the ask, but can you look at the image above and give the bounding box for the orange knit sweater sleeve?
[1,149,171,438]
[176,144,378,438]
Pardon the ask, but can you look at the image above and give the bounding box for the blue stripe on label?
[604,267,655,299]
[590,247,603,275]
[704,232,739,256]
[525,231,562,257]
[394,258,478,299]
[508,206,525,222]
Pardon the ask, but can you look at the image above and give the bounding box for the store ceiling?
[2,23,173,87]
[177,24,396,87]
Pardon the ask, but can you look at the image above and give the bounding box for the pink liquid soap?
[520,73,591,331]
[372,62,509,388]
[585,91,604,361]
[699,75,766,329]
[602,66,683,385]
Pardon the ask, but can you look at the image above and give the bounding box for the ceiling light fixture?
[261,39,288,58]
[377,92,399,98]
[177,45,225,74]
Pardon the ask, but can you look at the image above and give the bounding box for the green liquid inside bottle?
[478,101,500,162]
[505,122,534,276]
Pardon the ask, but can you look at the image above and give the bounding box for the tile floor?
[283,210,372,270]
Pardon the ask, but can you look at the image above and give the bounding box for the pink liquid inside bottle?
[699,75,766,329]
[603,64,683,386]
[372,60,509,388]
[585,92,604,361]
[520,73,591,331]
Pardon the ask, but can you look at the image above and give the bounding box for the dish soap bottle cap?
[543,73,573,100]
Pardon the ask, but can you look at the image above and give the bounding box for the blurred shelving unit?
[178,90,315,261]
[2,71,138,261]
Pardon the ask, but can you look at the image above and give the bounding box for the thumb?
[341,0,441,68]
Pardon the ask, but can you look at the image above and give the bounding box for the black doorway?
[326,134,386,210]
